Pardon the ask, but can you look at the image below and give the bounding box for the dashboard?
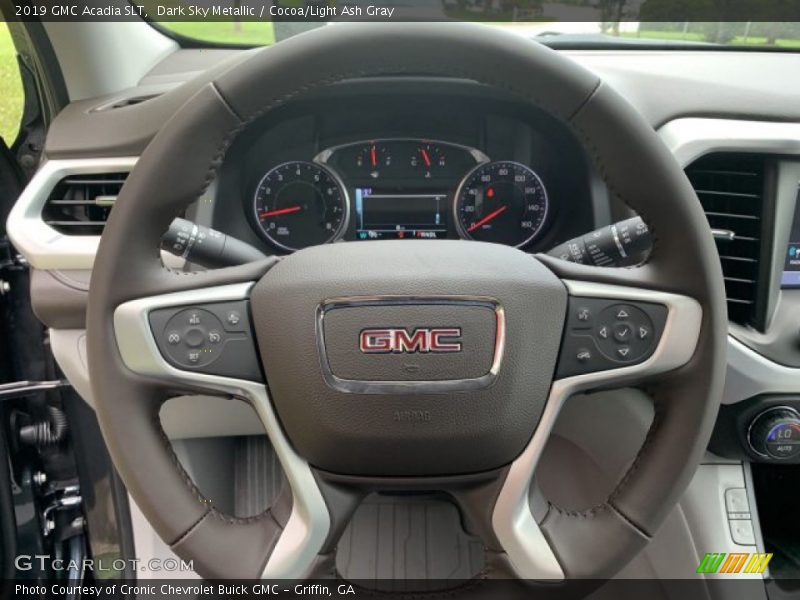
[209,82,597,255]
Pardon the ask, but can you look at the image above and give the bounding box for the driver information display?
[354,188,447,240]
[782,188,800,287]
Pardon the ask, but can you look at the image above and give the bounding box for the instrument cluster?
[251,139,552,252]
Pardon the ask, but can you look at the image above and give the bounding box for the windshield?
[143,1,800,50]
[157,20,800,49]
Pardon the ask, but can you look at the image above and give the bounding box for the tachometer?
[454,161,549,248]
[253,161,348,252]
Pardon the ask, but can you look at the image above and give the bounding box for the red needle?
[370,144,377,168]
[259,205,302,218]
[468,205,508,232]
[421,148,432,168]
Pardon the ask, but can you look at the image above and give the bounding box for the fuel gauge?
[356,143,392,178]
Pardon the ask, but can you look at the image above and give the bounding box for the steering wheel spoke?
[115,282,264,392]
[554,278,702,389]
[112,281,331,579]
[491,274,703,580]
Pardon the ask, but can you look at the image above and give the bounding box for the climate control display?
[749,407,800,459]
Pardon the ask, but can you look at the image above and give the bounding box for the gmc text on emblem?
[359,328,463,354]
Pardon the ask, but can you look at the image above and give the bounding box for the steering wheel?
[86,23,726,584]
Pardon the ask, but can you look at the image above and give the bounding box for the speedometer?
[253,161,348,252]
[454,161,549,248]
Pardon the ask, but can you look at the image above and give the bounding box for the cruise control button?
[184,328,205,348]
[576,348,592,362]
[150,303,258,378]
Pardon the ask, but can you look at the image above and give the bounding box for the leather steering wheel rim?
[86,22,727,582]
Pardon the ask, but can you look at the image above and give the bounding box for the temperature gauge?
[411,143,447,179]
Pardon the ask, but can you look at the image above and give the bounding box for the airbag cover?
[250,240,566,476]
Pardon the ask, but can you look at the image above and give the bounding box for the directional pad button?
[556,297,668,378]
[613,323,633,342]
[596,303,659,363]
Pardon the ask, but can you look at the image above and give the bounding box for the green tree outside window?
[0,22,23,144]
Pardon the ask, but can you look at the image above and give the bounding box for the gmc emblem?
[359,328,462,354]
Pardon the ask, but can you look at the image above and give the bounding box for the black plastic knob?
[749,407,800,459]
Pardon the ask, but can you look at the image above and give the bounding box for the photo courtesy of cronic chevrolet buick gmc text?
[1,3,800,599]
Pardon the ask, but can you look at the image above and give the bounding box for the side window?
[0,21,23,145]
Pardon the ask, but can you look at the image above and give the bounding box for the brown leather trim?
[87,84,281,577]
[531,82,726,576]
[170,510,283,579]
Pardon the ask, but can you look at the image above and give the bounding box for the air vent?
[42,172,128,235]
[686,153,770,328]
